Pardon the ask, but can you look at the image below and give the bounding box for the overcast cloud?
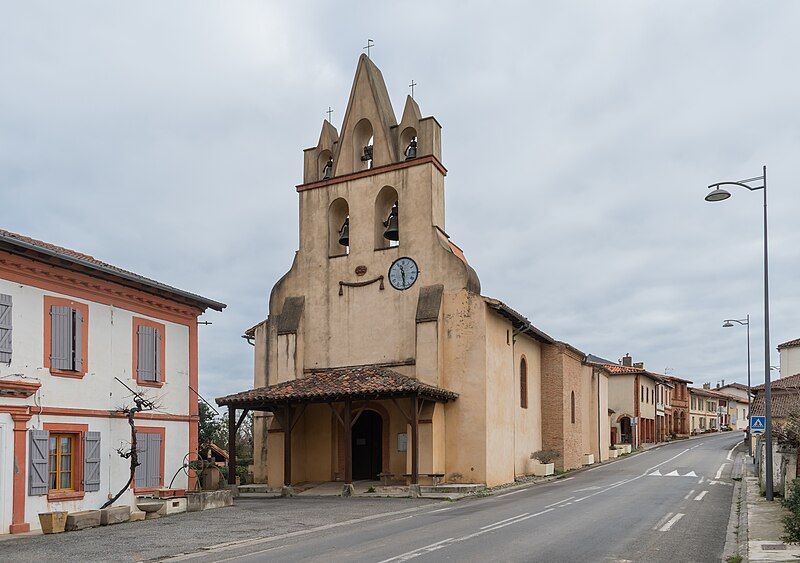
[2,1,798,405]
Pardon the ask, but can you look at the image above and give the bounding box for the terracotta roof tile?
[751,393,800,418]
[752,373,800,392]
[216,365,458,406]
[778,338,800,350]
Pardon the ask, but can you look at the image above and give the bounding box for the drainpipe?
[595,368,602,460]
[634,374,640,449]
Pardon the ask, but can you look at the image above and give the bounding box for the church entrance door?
[352,410,382,480]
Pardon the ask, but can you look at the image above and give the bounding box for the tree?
[198,401,226,455]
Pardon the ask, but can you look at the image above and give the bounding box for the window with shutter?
[0,293,11,363]
[29,429,49,496]
[84,432,101,492]
[133,428,164,491]
[44,296,88,377]
[133,318,165,386]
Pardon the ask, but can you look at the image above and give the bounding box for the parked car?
[720,425,732,431]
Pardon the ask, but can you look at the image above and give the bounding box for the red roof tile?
[778,338,800,350]
[751,393,800,418]
[216,365,458,406]
[752,373,800,392]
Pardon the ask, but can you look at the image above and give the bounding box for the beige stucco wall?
[780,346,800,379]
[582,366,609,461]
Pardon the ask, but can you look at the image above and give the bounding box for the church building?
[217,55,609,489]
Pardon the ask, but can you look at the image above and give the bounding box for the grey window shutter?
[148,432,161,488]
[73,308,83,371]
[138,325,157,381]
[84,431,101,492]
[50,305,72,370]
[154,328,161,381]
[29,429,49,495]
[134,431,147,488]
[0,294,11,363]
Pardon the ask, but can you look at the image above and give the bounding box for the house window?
[134,428,164,492]
[29,424,99,500]
[133,318,166,387]
[0,293,11,363]
[520,357,528,409]
[44,296,89,377]
[49,434,74,492]
[571,391,576,424]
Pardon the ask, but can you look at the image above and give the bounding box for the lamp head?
[722,321,734,328]
[705,188,731,202]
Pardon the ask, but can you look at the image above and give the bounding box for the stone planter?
[38,511,68,534]
[582,454,595,466]
[608,449,619,459]
[619,444,632,454]
[532,462,554,477]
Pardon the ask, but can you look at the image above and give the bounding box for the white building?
[0,230,224,534]
[778,338,800,379]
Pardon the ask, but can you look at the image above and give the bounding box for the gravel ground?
[0,497,439,563]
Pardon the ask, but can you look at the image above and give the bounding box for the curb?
[723,448,748,562]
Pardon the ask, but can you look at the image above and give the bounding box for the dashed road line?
[683,489,696,500]
[653,512,674,530]
[480,514,529,529]
[694,490,708,501]
[497,489,525,498]
[545,496,574,508]
[715,463,728,479]
[659,513,684,532]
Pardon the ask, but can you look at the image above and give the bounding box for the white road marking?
[698,476,705,484]
[659,513,685,532]
[559,477,574,482]
[649,470,662,476]
[683,489,696,500]
[715,463,728,479]
[377,537,455,562]
[665,470,680,476]
[209,545,285,563]
[497,489,525,498]
[653,512,674,530]
[545,496,574,508]
[429,506,458,514]
[727,440,742,461]
[694,490,708,501]
[480,514,529,529]
[574,485,603,492]
[685,471,697,477]
[395,515,415,521]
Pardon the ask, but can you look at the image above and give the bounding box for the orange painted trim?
[0,380,41,398]
[132,317,167,387]
[0,252,203,325]
[43,296,89,378]
[188,321,198,490]
[0,405,192,422]
[296,155,447,193]
[10,411,31,534]
[132,426,166,494]
[43,422,88,501]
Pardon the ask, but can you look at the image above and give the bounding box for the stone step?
[419,484,485,494]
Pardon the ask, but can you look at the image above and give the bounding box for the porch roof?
[216,365,459,409]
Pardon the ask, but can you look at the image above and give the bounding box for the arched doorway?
[619,416,632,444]
[352,411,382,480]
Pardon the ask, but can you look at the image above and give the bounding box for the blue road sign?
[751,415,766,434]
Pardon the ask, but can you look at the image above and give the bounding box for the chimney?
[633,362,644,369]
[622,354,632,367]
[703,383,710,390]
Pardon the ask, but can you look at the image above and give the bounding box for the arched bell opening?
[329,198,350,257]
[353,119,374,171]
[374,186,399,250]
[319,150,333,181]
[400,127,417,161]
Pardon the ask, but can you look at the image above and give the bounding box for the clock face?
[388,257,419,290]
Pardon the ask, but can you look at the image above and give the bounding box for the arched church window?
[353,119,373,171]
[520,357,528,409]
[400,127,417,161]
[571,391,576,424]
[329,198,350,257]
[375,186,399,249]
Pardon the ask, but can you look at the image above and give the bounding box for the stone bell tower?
[261,54,480,388]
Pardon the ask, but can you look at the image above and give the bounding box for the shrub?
[782,478,800,542]
[530,450,560,465]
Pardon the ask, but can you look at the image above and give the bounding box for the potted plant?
[608,446,619,459]
[38,511,68,534]
[530,450,560,476]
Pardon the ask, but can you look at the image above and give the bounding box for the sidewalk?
[735,451,800,562]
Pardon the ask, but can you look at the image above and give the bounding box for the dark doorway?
[620,416,632,444]
[352,410,382,480]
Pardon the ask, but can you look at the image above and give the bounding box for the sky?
[2,1,799,408]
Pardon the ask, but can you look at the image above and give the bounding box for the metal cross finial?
[363,39,374,58]
[326,106,333,122]
[409,80,417,98]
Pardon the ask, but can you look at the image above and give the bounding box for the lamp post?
[705,165,773,500]
[723,315,751,456]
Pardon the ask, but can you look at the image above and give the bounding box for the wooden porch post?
[344,398,353,484]
[283,404,292,486]
[411,394,419,485]
[227,406,237,485]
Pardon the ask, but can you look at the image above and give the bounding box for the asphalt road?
[172,432,742,563]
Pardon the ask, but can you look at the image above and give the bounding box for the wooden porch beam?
[227,407,237,486]
[344,398,353,485]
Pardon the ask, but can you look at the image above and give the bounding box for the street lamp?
[723,315,751,455]
[706,165,773,500]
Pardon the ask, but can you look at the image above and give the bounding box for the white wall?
[0,417,10,534]
[780,346,800,379]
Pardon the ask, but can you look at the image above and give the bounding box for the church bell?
[383,202,399,241]
[404,138,417,160]
[322,157,333,179]
[338,217,349,247]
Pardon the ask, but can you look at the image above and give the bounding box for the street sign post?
[751,415,766,434]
